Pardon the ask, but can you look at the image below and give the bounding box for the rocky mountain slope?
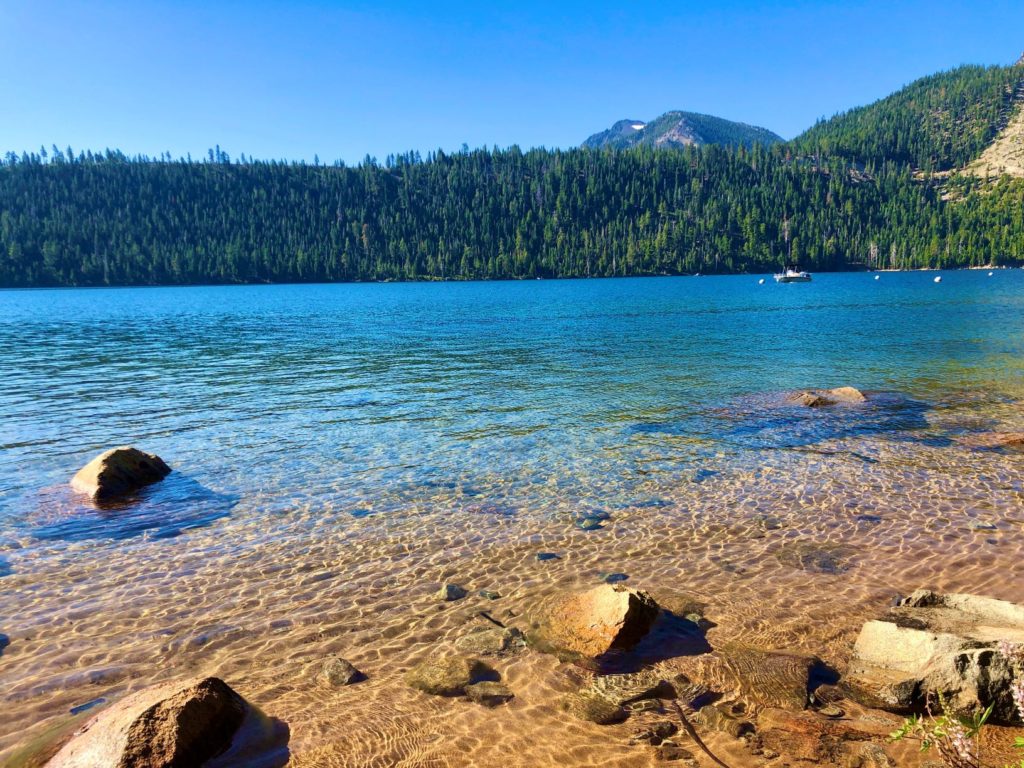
[583,111,783,150]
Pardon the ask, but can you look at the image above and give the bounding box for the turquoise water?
[5,271,1024,765]
[1,271,1023,539]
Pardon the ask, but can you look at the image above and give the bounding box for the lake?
[2,271,1024,766]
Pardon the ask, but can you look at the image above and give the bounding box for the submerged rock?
[47,677,245,768]
[436,583,468,602]
[675,644,823,713]
[957,431,1024,449]
[465,681,514,707]
[453,625,526,656]
[529,584,660,660]
[775,541,856,575]
[405,655,496,697]
[316,657,364,687]
[843,590,1024,723]
[71,447,171,501]
[561,690,628,724]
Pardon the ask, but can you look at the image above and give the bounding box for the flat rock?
[956,431,1024,449]
[405,655,496,697]
[675,644,821,713]
[47,677,245,768]
[316,657,364,687]
[465,681,514,707]
[71,447,171,501]
[561,690,627,724]
[453,625,526,656]
[843,590,1024,723]
[529,584,660,660]
[757,708,888,765]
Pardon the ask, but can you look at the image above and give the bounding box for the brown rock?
[316,657,364,687]
[529,584,660,660]
[71,447,171,500]
[561,690,627,724]
[758,708,878,764]
[47,677,245,768]
[675,644,820,713]
[465,681,514,707]
[957,431,1024,449]
[787,387,866,408]
[405,655,496,697]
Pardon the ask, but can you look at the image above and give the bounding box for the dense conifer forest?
[1,63,1022,287]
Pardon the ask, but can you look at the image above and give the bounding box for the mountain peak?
[584,110,783,150]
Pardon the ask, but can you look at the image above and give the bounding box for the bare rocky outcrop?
[787,386,867,408]
[528,584,660,660]
[47,677,245,768]
[843,590,1024,723]
[71,447,171,501]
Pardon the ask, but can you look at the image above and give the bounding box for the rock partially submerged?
[843,590,1024,723]
[561,690,628,724]
[47,677,245,768]
[529,584,660,661]
[71,447,171,501]
[787,386,867,408]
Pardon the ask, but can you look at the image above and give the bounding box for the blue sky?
[3,0,1022,163]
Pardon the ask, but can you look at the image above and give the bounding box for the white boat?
[773,266,812,283]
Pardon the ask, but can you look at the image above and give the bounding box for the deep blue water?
[2,271,1023,541]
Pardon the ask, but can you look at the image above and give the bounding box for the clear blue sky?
[3,0,1022,163]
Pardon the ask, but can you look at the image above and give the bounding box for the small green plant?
[889,641,1024,768]
[889,695,992,768]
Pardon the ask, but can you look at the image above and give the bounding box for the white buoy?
[988,271,994,277]
[934,275,942,283]
[874,275,880,280]
[758,278,765,285]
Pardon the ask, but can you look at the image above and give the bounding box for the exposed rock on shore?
[46,677,245,768]
[528,584,660,660]
[787,386,867,408]
[71,447,171,501]
[843,590,1024,723]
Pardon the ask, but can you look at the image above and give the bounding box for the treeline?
[1,64,1023,287]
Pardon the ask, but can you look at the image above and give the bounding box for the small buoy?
[874,275,880,280]
[758,278,765,285]
[934,276,942,283]
[988,271,994,277]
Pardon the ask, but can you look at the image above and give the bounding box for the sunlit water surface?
[2,273,1024,766]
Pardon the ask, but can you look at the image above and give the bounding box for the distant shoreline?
[0,264,1019,290]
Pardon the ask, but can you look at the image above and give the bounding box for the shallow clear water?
[3,271,1024,766]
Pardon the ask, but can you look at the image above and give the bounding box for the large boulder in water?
[71,447,171,501]
[529,584,660,660]
[843,591,1024,723]
[47,677,245,767]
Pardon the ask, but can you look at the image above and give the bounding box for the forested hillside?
[795,64,1024,171]
[2,62,1023,287]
